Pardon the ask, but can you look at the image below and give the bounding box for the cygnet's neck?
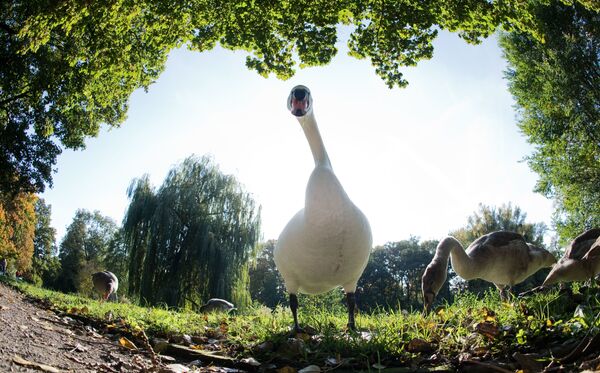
[437,237,477,280]
[297,111,331,168]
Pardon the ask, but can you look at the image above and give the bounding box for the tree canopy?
[358,237,442,311]
[249,240,287,308]
[57,209,118,294]
[29,198,61,287]
[0,190,36,272]
[123,155,261,309]
[449,203,547,247]
[2,0,596,194]
[500,2,600,243]
[33,198,56,259]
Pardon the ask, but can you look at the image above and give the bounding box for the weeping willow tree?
[123,155,261,309]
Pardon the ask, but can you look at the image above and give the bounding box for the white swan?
[543,228,600,286]
[274,85,372,331]
[421,231,556,311]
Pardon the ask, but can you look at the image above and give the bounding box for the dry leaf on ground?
[12,355,60,373]
[119,336,138,350]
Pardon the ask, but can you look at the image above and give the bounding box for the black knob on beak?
[293,88,307,100]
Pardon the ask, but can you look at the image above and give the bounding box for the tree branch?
[0,90,30,107]
[0,22,18,35]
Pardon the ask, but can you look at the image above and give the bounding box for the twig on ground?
[461,359,514,373]
[136,329,160,371]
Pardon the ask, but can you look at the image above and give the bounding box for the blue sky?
[42,31,554,247]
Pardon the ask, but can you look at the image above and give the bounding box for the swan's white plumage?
[274,86,372,297]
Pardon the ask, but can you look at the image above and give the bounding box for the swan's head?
[287,85,312,117]
[421,261,447,313]
[542,257,587,286]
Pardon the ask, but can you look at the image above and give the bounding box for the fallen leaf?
[189,359,203,366]
[277,338,307,357]
[182,334,193,345]
[519,302,530,316]
[407,338,434,353]
[69,343,88,353]
[295,332,311,342]
[219,321,228,334]
[372,363,386,369]
[574,305,586,318]
[357,331,372,341]
[325,357,339,366]
[472,346,487,357]
[474,321,499,339]
[160,355,177,362]
[485,314,496,322]
[153,338,170,353]
[80,306,89,314]
[160,363,190,373]
[277,366,297,373]
[240,357,261,367]
[302,325,318,335]
[252,341,274,354]
[299,365,320,373]
[512,352,544,372]
[12,355,60,373]
[119,336,138,350]
[88,330,103,338]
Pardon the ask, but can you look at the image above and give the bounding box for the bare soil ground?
[0,282,154,372]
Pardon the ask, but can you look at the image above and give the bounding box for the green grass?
[6,278,600,370]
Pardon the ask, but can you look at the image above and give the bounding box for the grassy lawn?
[7,278,600,371]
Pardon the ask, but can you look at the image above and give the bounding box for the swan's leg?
[496,284,507,301]
[346,292,357,331]
[506,286,514,300]
[289,293,303,333]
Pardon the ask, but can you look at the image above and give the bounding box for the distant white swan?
[274,85,372,331]
[422,231,556,311]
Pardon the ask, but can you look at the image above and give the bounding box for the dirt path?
[0,282,154,372]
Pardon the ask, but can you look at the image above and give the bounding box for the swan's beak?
[423,291,435,313]
[288,85,311,117]
[291,98,308,116]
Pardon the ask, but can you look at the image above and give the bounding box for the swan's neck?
[298,111,331,168]
[438,237,477,280]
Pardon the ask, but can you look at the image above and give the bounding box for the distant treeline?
[2,155,553,312]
